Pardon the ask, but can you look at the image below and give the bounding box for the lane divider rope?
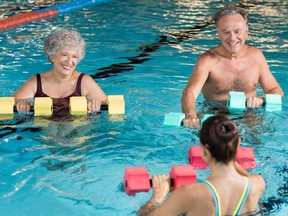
[0,0,111,32]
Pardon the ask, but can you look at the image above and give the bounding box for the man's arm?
[181,53,211,128]
[257,50,284,97]
[247,48,284,108]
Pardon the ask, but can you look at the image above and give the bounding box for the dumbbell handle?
[148,178,175,187]
[124,176,176,193]
[13,104,109,113]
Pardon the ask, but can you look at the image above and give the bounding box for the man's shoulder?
[197,47,219,64]
[244,45,266,62]
[245,45,262,53]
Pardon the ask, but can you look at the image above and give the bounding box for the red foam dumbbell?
[235,147,256,170]
[123,165,197,196]
[188,146,209,170]
[188,146,256,170]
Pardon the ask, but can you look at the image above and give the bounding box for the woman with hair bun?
[138,115,265,216]
[13,28,107,119]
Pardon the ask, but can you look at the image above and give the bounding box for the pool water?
[0,0,287,215]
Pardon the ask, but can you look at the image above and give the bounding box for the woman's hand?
[151,174,171,204]
[15,100,31,113]
[87,99,102,113]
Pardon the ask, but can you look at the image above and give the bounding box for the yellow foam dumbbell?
[108,95,125,115]
[34,97,53,116]
[0,97,15,115]
[70,96,87,115]
[70,95,125,116]
[0,97,15,120]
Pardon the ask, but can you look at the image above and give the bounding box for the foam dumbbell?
[123,165,196,196]
[163,112,185,126]
[264,94,282,111]
[235,147,257,170]
[0,97,53,117]
[188,146,256,170]
[227,91,246,114]
[33,97,53,116]
[0,97,15,115]
[69,95,125,115]
[163,112,215,128]
[227,91,282,113]
[0,97,16,121]
[0,95,125,118]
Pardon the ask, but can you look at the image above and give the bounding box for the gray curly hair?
[213,5,249,27]
[43,29,86,63]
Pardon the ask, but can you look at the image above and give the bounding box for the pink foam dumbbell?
[235,147,256,170]
[123,165,197,196]
[188,146,256,170]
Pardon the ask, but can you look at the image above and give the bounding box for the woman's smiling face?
[52,47,79,76]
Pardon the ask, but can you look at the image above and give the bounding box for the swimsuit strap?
[202,180,221,216]
[203,177,251,216]
[74,73,85,96]
[35,73,50,97]
[35,74,44,96]
[232,177,251,216]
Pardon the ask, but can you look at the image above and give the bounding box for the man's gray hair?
[213,5,249,27]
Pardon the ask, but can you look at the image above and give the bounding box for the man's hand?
[87,99,102,113]
[246,97,264,108]
[183,114,200,129]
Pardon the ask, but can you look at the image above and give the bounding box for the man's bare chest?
[202,68,259,100]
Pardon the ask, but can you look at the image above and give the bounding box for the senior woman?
[13,28,107,118]
[138,115,265,216]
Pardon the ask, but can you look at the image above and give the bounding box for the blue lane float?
[36,0,111,15]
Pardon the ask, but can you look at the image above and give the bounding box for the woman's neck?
[208,161,239,179]
[51,70,76,83]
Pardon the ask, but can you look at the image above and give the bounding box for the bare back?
[154,174,264,216]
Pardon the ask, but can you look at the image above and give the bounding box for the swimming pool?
[0,0,287,215]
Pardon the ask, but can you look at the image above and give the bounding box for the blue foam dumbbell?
[264,94,282,111]
[227,91,282,113]
[163,112,185,126]
[163,112,215,128]
[227,91,246,114]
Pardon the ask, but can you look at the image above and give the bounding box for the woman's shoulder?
[80,73,95,82]
[180,181,212,200]
[248,174,265,195]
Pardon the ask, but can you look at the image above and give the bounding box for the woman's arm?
[12,75,37,112]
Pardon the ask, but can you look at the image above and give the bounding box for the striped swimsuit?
[201,177,250,216]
